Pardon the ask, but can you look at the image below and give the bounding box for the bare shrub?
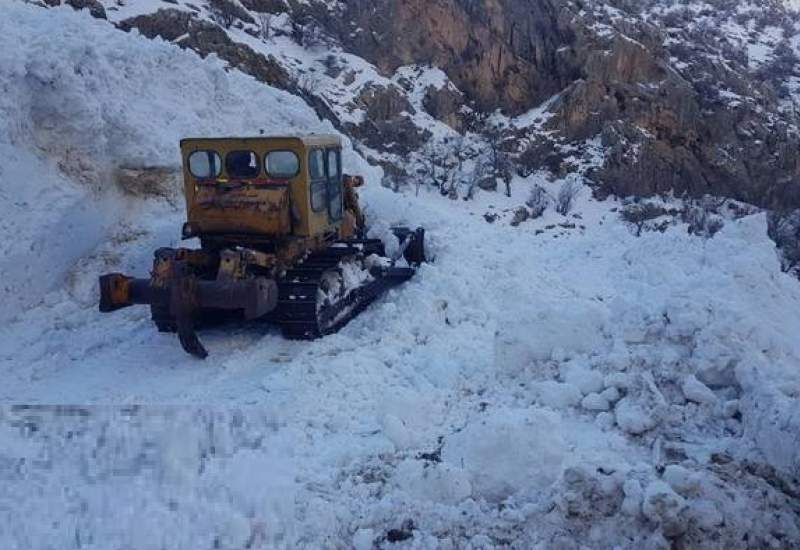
[297,71,322,93]
[525,184,550,218]
[208,0,253,28]
[257,13,272,40]
[683,197,726,238]
[421,139,446,193]
[620,202,670,236]
[482,121,512,196]
[291,15,330,49]
[556,180,581,216]
[463,166,483,201]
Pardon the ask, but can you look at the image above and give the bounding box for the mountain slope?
[42,0,800,210]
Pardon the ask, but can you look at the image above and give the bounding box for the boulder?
[510,207,529,227]
[477,176,497,191]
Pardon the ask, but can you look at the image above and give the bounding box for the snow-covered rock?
[392,459,472,505]
[533,381,583,409]
[681,375,717,405]
[662,465,701,497]
[581,392,611,411]
[561,363,605,395]
[642,481,687,538]
[615,398,660,435]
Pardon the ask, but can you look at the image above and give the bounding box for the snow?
[581,391,611,411]
[662,464,701,495]
[614,397,660,435]
[681,374,718,405]
[1,2,799,549]
[440,408,566,503]
[642,480,687,537]
[561,362,605,395]
[508,93,559,130]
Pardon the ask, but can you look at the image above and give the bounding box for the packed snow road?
[0,182,593,404]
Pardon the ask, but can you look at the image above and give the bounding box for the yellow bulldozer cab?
[179,135,344,238]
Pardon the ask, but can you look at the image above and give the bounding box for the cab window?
[326,149,342,220]
[327,149,340,179]
[309,149,326,180]
[188,150,222,179]
[265,150,300,179]
[225,151,260,179]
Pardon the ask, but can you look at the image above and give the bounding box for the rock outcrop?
[298,0,800,209]
[302,0,582,115]
[347,84,431,156]
[118,8,292,91]
[42,0,106,19]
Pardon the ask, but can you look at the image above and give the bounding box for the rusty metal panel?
[189,185,291,235]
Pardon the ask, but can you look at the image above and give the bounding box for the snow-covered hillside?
[1,2,799,549]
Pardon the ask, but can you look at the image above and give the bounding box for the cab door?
[309,149,328,232]
[325,148,343,222]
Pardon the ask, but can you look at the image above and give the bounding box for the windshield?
[225,151,260,179]
[265,150,300,178]
[187,150,222,179]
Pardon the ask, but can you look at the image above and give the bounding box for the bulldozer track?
[274,238,414,339]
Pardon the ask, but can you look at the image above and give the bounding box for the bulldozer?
[98,135,425,358]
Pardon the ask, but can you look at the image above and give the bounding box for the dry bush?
[525,184,550,218]
[556,179,581,216]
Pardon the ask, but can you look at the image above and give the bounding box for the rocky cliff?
[37,0,800,209]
